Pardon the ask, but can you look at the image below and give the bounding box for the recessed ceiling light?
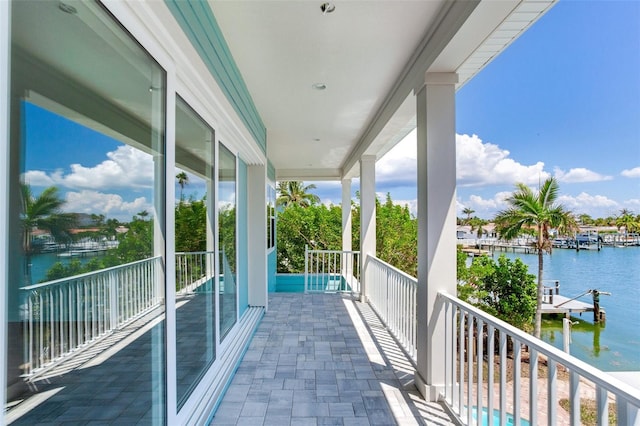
[312,83,327,91]
[58,2,78,15]
[320,2,336,14]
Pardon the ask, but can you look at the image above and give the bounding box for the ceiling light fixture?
[58,2,78,15]
[320,2,335,14]
[312,83,327,91]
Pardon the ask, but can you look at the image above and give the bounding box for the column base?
[414,371,444,402]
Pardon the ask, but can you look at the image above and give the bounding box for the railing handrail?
[439,291,640,406]
[175,251,215,256]
[306,249,360,255]
[366,255,417,283]
[21,255,162,291]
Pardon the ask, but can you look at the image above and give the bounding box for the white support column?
[359,156,376,302]
[414,72,458,401]
[247,164,267,308]
[341,178,352,252]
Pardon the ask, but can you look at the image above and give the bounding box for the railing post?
[109,269,118,329]
[304,245,308,293]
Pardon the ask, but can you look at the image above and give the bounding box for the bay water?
[499,246,640,372]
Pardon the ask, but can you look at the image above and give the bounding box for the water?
[471,406,530,426]
[29,252,103,284]
[497,246,640,372]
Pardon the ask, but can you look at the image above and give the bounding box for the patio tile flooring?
[210,293,456,426]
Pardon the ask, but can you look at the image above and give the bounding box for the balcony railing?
[364,255,417,361]
[304,247,360,293]
[176,251,215,294]
[361,253,640,425]
[21,256,162,377]
[439,293,640,425]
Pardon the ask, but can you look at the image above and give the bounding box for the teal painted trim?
[238,159,249,316]
[165,0,267,154]
[267,250,277,293]
[267,160,276,182]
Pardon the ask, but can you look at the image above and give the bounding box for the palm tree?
[462,207,475,224]
[21,184,76,283]
[493,177,577,338]
[615,210,638,246]
[276,181,320,208]
[176,171,189,201]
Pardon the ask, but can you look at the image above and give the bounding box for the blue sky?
[314,0,640,220]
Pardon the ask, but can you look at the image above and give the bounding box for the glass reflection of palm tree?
[21,184,75,284]
[177,171,189,202]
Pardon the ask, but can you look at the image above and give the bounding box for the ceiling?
[210,0,555,180]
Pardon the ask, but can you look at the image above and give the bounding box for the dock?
[540,294,595,315]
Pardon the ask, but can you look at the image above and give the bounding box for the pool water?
[471,406,530,426]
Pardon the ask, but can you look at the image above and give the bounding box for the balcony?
[7,245,640,425]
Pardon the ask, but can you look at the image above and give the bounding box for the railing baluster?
[477,318,483,425]
[458,306,465,418]
[467,312,473,426]
[596,385,608,426]
[548,359,557,426]
[529,349,538,426]
[500,331,507,426]
[513,339,521,426]
[570,370,580,425]
[487,325,494,426]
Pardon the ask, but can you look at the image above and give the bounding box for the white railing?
[439,292,640,425]
[363,256,417,361]
[21,256,162,377]
[304,247,360,293]
[176,251,215,294]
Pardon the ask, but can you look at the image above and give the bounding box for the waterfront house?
[1,1,638,424]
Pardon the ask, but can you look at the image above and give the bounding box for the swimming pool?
[471,406,530,426]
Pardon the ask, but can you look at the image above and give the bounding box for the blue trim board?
[165,0,267,154]
[267,160,276,182]
[238,159,249,316]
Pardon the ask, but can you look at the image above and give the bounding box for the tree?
[21,185,74,253]
[276,181,320,208]
[462,207,475,224]
[493,177,577,338]
[615,209,639,245]
[176,171,189,201]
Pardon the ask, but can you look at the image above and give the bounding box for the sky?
[22,0,639,223]
[313,0,640,220]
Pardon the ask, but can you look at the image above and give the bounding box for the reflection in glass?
[175,97,215,408]
[218,144,237,340]
[8,1,166,423]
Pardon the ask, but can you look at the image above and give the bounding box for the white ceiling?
[210,0,555,180]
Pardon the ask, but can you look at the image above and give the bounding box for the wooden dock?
[540,294,594,315]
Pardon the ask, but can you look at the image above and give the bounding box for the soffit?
[211,1,557,180]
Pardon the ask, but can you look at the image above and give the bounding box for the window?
[174,97,215,409]
[267,183,276,250]
[218,143,237,339]
[8,2,166,423]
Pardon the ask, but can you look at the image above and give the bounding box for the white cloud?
[27,145,154,191]
[22,170,55,187]
[621,167,640,178]
[64,190,151,221]
[457,192,511,217]
[456,134,549,187]
[557,192,619,217]
[554,167,612,183]
[376,131,417,185]
[377,132,552,189]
